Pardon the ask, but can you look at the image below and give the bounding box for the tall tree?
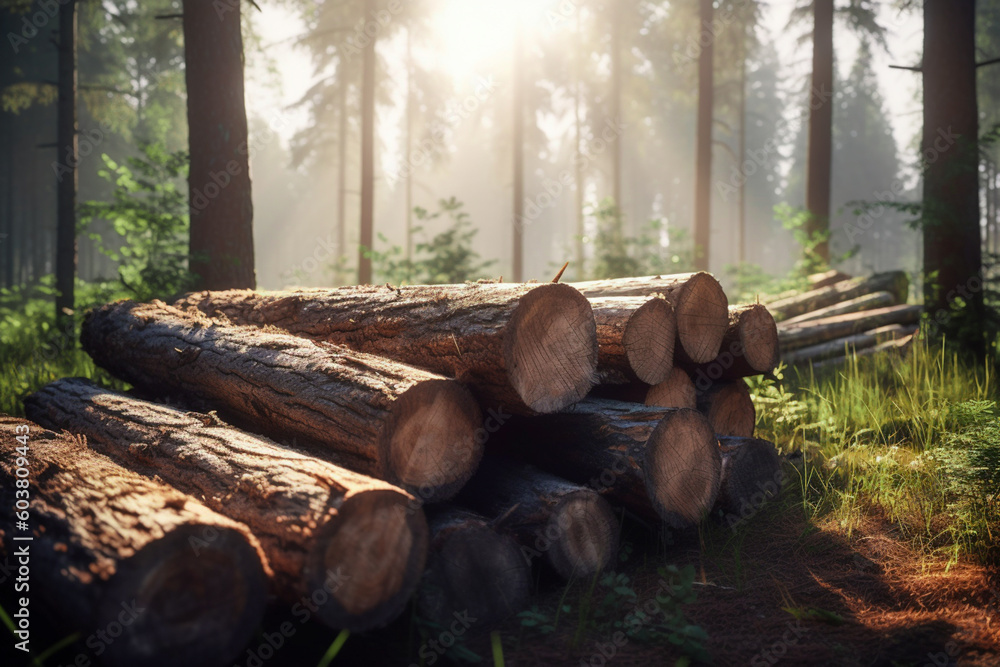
[55,0,78,323]
[512,17,524,282]
[805,0,834,264]
[922,0,984,353]
[182,0,255,290]
[693,0,713,270]
[358,0,376,284]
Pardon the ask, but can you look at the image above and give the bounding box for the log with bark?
[175,281,598,414]
[780,324,918,365]
[778,291,897,327]
[81,300,483,502]
[500,399,721,529]
[810,332,917,370]
[418,506,531,630]
[590,295,676,385]
[807,269,852,290]
[569,272,729,364]
[715,436,783,518]
[0,416,267,667]
[777,304,922,351]
[645,368,697,409]
[24,378,429,631]
[766,271,909,321]
[681,304,778,382]
[458,456,619,579]
[697,380,756,438]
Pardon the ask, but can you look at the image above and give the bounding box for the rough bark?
[458,456,619,580]
[716,436,783,518]
[645,368,697,409]
[501,400,721,529]
[176,281,598,414]
[182,0,255,289]
[590,296,676,385]
[778,304,922,351]
[766,271,908,321]
[24,379,428,631]
[682,304,778,382]
[780,324,918,365]
[811,333,917,371]
[81,300,483,502]
[570,272,728,364]
[0,416,267,667]
[807,269,851,290]
[418,506,530,630]
[778,291,897,327]
[697,380,755,438]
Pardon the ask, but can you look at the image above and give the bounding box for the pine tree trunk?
[24,378,429,631]
[778,304,922,351]
[175,282,598,414]
[458,456,619,579]
[591,296,676,385]
[0,416,267,667]
[766,271,909,321]
[570,272,729,363]
[501,399,721,529]
[81,300,483,502]
[683,304,778,382]
[694,0,714,271]
[55,0,77,324]
[512,19,525,281]
[182,0,255,290]
[805,0,834,264]
[358,0,376,284]
[697,380,755,438]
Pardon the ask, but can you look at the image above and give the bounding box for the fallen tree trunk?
[807,269,852,290]
[715,436,783,519]
[569,272,729,364]
[778,304,922,351]
[458,456,619,579]
[697,381,756,438]
[175,282,598,414]
[24,379,429,631]
[781,324,918,365]
[0,416,267,667]
[418,506,531,630]
[81,300,483,502]
[590,296,676,385]
[778,291,897,327]
[766,271,909,321]
[811,332,917,370]
[645,368,697,409]
[501,399,721,529]
[682,304,778,381]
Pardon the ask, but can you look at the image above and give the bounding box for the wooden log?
[781,324,918,365]
[569,272,729,364]
[24,378,429,631]
[175,281,598,414]
[457,456,619,579]
[766,271,909,321]
[682,304,778,381]
[418,506,531,630]
[590,296,676,385]
[777,304,922,351]
[645,368,697,409]
[81,300,483,502]
[501,399,721,529]
[807,269,852,290]
[0,416,267,667]
[697,380,755,438]
[778,291,897,327]
[810,332,917,370]
[715,436,783,518]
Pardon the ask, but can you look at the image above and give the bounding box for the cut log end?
[738,304,779,373]
[644,409,722,529]
[699,381,756,438]
[646,369,697,409]
[388,380,484,501]
[312,490,428,630]
[674,273,729,363]
[104,524,267,667]
[717,437,783,516]
[623,297,676,385]
[505,283,598,413]
[548,491,620,579]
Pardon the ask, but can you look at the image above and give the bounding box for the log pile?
[765,271,921,367]
[10,271,797,661]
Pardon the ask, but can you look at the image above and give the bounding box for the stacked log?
[716,436,784,518]
[697,380,756,438]
[24,379,429,631]
[766,271,909,321]
[0,417,268,667]
[590,295,676,385]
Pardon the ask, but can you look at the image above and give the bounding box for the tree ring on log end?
[739,304,779,372]
[386,380,484,502]
[644,408,722,530]
[704,382,756,438]
[548,491,619,579]
[674,273,729,363]
[101,524,267,667]
[310,489,428,630]
[623,297,676,385]
[505,283,598,413]
[646,369,697,409]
